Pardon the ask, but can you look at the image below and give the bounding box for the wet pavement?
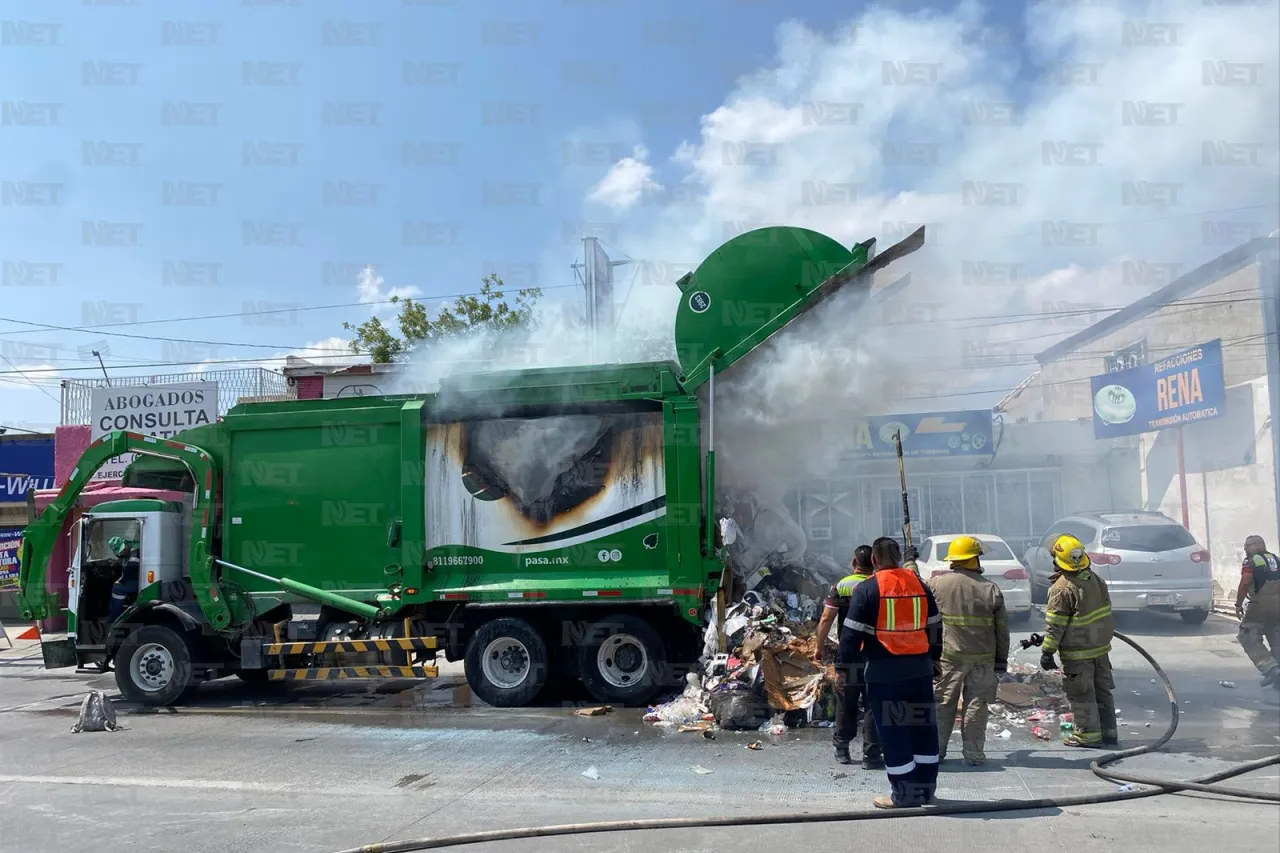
[1,611,1278,853]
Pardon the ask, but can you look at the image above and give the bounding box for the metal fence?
[61,368,292,425]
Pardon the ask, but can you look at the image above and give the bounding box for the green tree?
[344,274,543,364]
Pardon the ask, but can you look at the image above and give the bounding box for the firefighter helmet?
[1052,534,1091,572]
[945,535,984,563]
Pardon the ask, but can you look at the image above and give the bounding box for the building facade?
[1001,237,1280,605]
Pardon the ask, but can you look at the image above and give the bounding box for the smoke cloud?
[383,1,1277,570]
[580,0,1279,508]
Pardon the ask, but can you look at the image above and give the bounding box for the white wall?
[1037,262,1268,420]
[1140,376,1277,604]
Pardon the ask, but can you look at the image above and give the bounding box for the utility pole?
[570,236,631,362]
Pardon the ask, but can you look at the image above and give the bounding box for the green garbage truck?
[16,225,924,707]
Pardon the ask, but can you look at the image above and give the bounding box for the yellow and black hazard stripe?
[263,637,439,656]
[267,665,439,681]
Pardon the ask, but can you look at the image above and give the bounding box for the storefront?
[0,434,55,618]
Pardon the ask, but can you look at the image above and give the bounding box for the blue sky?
[0,3,1008,384]
[1,0,1276,429]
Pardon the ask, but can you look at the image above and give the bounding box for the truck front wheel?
[578,614,666,707]
[114,625,196,706]
[464,618,549,708]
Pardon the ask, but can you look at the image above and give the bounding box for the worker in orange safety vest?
[839,536,944,809]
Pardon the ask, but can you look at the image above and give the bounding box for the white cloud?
[357,265,420,318]
[586,145,662,211]
[563,0,1279,488]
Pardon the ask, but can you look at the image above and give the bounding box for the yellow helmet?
[1052,534,1091,572]
[945,535,984,563]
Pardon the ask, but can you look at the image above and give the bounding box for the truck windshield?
[1100,525,1196,553]
[85,518,142,562]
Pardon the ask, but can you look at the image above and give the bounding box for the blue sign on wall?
[842,410,994,461]
[1089,339,1225,440]
[0,437,55,503]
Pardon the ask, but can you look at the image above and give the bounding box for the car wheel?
[577,613,668,707]
[464,618,549,708]
[114,624,196,706]
[1179,608,1209,626]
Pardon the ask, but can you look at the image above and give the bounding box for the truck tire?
[577,613,666,707]
[114,624,196,706]
[464,618,549,708]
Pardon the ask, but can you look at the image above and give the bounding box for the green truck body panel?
[16,225,925,648]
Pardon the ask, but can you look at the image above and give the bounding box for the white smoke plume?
[379,1,1276,569]
[576,0,1279,499]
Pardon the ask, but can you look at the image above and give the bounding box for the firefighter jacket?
[1042,569,1114,661]
[1243,551,1280,599]
[927,567,1010,666]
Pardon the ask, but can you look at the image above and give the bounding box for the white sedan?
[916,534,1033,624]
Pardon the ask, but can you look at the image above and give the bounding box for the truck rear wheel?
[114,624,195,706]
[464,618,549,708]
[578,614,666,707]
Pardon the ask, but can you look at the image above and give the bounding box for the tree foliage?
[344,274,543,364]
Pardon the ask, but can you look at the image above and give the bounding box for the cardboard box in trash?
[759,636,835,713]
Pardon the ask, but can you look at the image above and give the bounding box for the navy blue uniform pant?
[865,675,940,805]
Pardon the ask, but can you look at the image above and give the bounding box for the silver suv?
[1023,511,1212,626]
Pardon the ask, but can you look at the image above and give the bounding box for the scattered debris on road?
[574,705,613,717]
[581,766,600,781]
[691,765,714,775]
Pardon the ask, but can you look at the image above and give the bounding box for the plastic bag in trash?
[709,691,773,731]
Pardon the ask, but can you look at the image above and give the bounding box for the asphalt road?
[2,611,1277,853]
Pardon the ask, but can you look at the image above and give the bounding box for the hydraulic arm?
[16,431,233,630]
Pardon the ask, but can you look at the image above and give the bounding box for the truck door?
[66,518,85,643]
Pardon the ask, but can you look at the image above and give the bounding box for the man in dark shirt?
[840,537,944,808]
[814,545,882,767]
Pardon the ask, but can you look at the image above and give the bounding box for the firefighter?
[814,545,882,768]
[1040,534,1117,748]
[927,535,1009,766]
[840,537,943,809]
[1235,535,1280,688]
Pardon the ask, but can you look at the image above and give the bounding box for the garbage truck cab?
[66,499,190,670]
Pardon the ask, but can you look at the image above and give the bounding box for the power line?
[0,352,61,404]
[0,283,581,340]
[0,206,1270,343]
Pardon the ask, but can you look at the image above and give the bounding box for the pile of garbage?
[644,586,837,734]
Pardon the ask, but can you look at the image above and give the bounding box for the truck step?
[262,637,438,656]
[267,664,438,681]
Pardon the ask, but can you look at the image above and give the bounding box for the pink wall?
[54,424,92,487]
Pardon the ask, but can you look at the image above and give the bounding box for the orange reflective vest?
[875,568,931,655]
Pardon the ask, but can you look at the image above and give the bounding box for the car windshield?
[1100,525,1197,552]
[978,540,1016,561]
[934,539,1015,561]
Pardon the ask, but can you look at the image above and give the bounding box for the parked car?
[916,534,1033,623]
[1023,511,1212,625]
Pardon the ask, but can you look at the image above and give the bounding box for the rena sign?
[90,381,219,481]
[1089,340,1225,440]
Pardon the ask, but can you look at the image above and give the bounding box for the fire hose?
[329,630,1279,853]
